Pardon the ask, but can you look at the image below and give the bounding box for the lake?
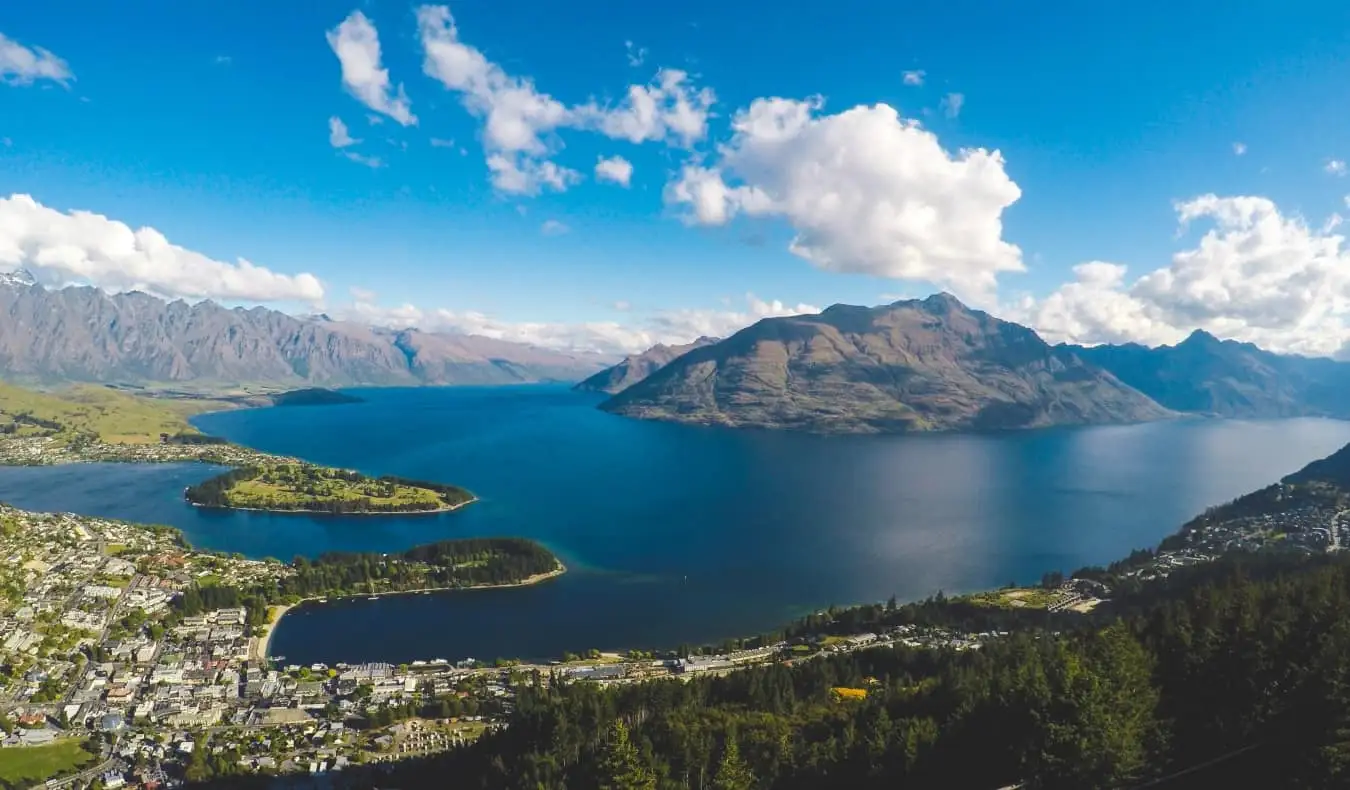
[0,385,1345,665]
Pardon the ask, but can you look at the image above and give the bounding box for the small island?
[185,462,475,514]
[270,387,366,407]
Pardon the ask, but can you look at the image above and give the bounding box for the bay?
[0,384,1345,666]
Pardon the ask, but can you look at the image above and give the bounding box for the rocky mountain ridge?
[574,336,720,395]
[0,273,608,387]
[600,294,1173,433]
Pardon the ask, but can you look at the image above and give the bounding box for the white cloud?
[1232,141,1247,156]
[486,153,579,195]
[1326,159,1347,176]
[595,155,633,186]
[342,151,382,168]
[941,92,964,118]
[0,194,324,303]
[349,286,378,302]
[612,300,632,311]
[649,293,820,342]
[327,11,416,126]
[0,32,73,86]
[214,55,232,66]
[575,68,715,147]
[902,70,925,86]
[328,116,360,148]
[540,219,569,235]
[665,98,1023,298]
[625,40,647,67]
[429,137,455,148]
[416,5,568,155]
[337,292,818,355]
[416,5,712,194]
[1018,195,1350,356]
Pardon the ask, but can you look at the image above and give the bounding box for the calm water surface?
[0,385,1344,665]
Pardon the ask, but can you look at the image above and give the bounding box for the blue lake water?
[0,384,1345,665]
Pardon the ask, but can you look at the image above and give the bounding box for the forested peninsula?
[184,462,476,514]
[175,537,563,621]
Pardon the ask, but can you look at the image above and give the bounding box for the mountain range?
[574,336,721,395]
[600,294,1172,433]
[6,270,1350,434]
[0,271,609,388]
[590,295,1350,433]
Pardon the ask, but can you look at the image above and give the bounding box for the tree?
[713,737,756,790]
[597,720,655,790]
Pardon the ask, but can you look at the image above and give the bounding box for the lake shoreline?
[263,562,568,660]
[186,494,478,517]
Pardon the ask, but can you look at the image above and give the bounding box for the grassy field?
[963,587,1061,609]
[227,463,446,510]
[0,738,96,788]
[0,381,208,444]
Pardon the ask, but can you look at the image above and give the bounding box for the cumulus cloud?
[1018,195,1350,356]
[1232,141,1247,156]
[574,68,715,147]
[941,92,965,118]
[595,155,633,186]
[0,194,324,303]
[665,98,1023,298]
[540,219,569,235]
[336,292,819,355]
[415,5,713,194]
[1327,159,1347,176]
[0,32,72,86]
[486,154,579,195]
[327,11,416,126]
[328,116,360,148]
[902,70,925,86]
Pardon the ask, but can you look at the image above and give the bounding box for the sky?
[4,0,1350,356]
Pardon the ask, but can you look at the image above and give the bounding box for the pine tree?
[713,737,756,790]
[598,720,656,790]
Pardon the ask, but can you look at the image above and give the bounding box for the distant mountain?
[575,336,721,395]
[601,293,1172,433]
[0,276,609,387]
[1067,331,1350,418]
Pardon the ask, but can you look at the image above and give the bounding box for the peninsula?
[184,463,474,514]
[0,380,476,515]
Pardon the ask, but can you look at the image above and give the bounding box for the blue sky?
[4,0,1350,355]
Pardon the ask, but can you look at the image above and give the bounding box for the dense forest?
[171,538,560,623]
[188,552,1350,790]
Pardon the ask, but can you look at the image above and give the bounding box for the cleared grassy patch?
[227,464,444,510]
[0,738,96,788]
[964,588,1061,610]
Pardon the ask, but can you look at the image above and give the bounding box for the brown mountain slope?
[601,293,1173,433]
[0,274,607,387]
[574,336,720,395]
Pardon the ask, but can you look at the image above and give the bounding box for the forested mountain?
[575,336,720,395]
[1067,329,1350,418]
[601,294,1171,433]
[0,273,608,387]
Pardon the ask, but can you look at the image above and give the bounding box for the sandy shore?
[258,562,566,661]
[250,603,294,662]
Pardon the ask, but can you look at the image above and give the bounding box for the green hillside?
[0,381,212,445]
